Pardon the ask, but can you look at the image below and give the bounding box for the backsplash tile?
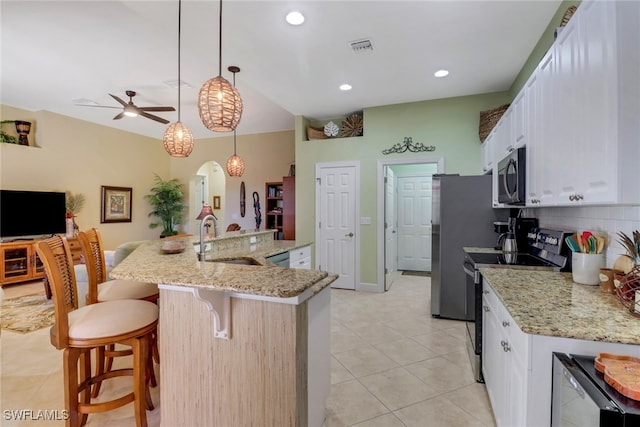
[523,205,640,268]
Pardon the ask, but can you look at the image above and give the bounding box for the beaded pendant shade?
[226,67,245,177]
[226,133,245,177]
[163,0,194,157]
[163,122,194,157]
[198,0,243,132]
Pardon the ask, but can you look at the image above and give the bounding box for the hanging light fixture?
[163,0,194,157]
[198,0,243,132]
[226,66,245,177]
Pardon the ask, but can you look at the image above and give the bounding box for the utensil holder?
[572,252,604,285]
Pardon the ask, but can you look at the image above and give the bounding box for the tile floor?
[1,274,495,426]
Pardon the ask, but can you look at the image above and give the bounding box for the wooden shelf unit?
[0,240,45,286]
[0,236,82,287]
[265,177,295,240]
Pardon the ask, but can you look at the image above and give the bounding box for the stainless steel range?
[464,227,572,383]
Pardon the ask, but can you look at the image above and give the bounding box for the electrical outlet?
[250,236,257,244]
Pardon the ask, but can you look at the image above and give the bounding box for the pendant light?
[198,0,243,132]
[226,66,245,177]
[163,0,194,157]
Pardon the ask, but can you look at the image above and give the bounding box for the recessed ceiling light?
[286,11,304,26]
[339,84,352,91]
[434,69,449,78]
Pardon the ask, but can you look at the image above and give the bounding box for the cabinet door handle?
[483,306,490,312]
[502,320,510,327]
[502,341,511,352]
[482,290,489,295]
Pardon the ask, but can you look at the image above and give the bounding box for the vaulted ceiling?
[1,1,561,139]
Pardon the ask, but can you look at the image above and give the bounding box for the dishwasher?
[265,252,289,267]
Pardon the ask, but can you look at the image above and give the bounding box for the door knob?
[345,232,354,237]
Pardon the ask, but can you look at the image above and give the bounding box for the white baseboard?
[358,282,383,293]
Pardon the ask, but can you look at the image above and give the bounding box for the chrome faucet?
[199,214,219,260]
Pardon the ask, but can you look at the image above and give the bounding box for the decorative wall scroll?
[240,181,246,217]
[382,137,436,155]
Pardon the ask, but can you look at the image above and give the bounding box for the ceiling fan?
[79,90,175,124]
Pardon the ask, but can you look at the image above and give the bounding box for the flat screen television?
[0,190,67,240]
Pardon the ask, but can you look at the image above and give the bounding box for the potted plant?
[144,174,187,237]
[65,191,86,234]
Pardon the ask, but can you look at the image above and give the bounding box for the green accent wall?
[295,92,510,285]
[294,0,583,288]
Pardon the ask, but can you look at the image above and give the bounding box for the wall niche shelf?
[303,112,364,142]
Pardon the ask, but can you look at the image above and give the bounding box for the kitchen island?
[110,231,336,427]
[480,268,640,427]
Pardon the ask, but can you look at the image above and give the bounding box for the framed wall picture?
[101,186,132,223]
[213,195,221,210]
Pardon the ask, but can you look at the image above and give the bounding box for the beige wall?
[168,130,294,235]
[1,105,294,249]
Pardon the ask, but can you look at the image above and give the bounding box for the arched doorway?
[188,161,226,235]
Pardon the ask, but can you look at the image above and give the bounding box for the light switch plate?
[249,236,257,243]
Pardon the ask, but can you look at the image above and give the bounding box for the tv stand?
[0,240,45,286]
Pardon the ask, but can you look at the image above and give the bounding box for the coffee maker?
[503,217,518,253]
[494,221,509,250]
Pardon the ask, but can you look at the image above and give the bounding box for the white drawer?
[289,245,311,264]
[290,257,311,270]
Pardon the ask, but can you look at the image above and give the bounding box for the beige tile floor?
[1,274,495,426]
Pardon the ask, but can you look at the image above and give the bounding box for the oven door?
[551,353,623,427]
[464,259,483,383]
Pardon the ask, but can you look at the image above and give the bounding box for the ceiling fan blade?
[109,94,128,107]
[139,106,176,112]
[75,104,121,109]
[140,112,170,124]
[113,112,125,120]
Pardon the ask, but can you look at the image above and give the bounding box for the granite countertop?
[480,268,640,345]
[110,238,336,299]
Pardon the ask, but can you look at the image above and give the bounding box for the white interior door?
[397,175,432,272]
[384,167,397,291]
[316,164,358,290]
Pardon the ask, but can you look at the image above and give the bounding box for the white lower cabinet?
[482,279,640,426]
[482,284,529,427]
[289,245,311,269]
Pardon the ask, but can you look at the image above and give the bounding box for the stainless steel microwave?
[497,147,526,205]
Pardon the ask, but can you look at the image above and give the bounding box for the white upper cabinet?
[493,108,513,162]
[481,132,495,174]
[525,68,544,206]
[511,90,526,150]
[521,0,639,207]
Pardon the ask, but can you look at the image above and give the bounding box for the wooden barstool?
[77,228,159,397]
[36,235,158,427]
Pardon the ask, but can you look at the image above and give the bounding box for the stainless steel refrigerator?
[430,174,506,320]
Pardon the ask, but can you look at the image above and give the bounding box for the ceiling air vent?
[349,39,373,53]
